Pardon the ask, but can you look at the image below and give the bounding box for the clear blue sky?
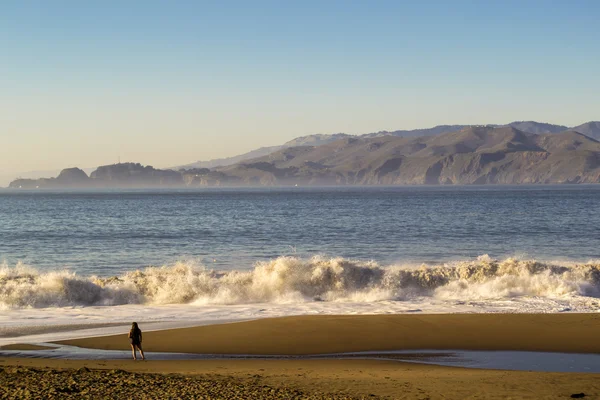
[1,0,599,180]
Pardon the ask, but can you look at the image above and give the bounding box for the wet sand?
[1,314,599,399]
[0,322,128,339]
[0,344,54,351]
[57,313,600,354]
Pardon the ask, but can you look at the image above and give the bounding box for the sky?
[1,0,599,182]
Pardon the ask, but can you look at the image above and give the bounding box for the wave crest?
[1,256,600,309]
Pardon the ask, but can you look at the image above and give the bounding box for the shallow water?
[2,346,599,373]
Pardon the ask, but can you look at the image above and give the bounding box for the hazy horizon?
[1,1,599,184]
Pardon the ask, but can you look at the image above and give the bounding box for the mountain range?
[7,121,600,188]
[211,126,600,185]
[176,121,600,170]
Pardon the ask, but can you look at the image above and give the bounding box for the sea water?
[1,186,600,342]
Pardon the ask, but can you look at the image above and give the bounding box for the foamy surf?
[2,255,600,312]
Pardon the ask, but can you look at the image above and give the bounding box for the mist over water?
[1,186,600,317]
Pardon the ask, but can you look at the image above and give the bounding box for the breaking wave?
[2,255,600,309]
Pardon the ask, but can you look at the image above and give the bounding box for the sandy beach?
[1,314,599,399]
[54,313,600,355]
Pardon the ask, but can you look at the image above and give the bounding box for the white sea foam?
[2,255,600,310]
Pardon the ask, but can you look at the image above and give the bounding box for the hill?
[212,127,600,185]
[9,164,183,189]
[176,121,596,170]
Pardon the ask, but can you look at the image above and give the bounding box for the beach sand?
[58,313,600,354]
[2,314,600,399]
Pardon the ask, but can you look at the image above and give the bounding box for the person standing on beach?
[128,322,146,360]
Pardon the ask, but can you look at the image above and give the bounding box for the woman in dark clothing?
[128,322,145,360]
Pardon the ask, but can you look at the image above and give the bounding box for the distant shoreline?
[4,182,600,191]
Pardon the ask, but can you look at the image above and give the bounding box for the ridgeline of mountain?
[572,121,600,140]
[176,145,283,170]
[361,124,471,138]
[176,121,598,170]
[175,133,353,170]
[213,126,600,185]
[505,121,568,134]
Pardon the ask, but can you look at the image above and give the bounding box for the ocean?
[1,186,600,341]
